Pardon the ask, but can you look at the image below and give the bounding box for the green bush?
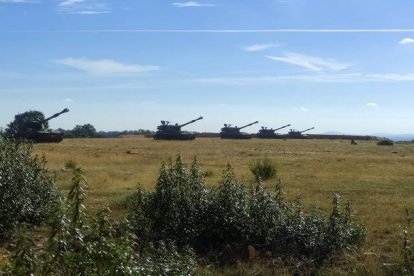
[205,165,251,246]
[4,167,197,275]
[377,139,394,146]
[64,159,78,170]
[129,156,209,248]
[128,156,366,267]
[249,155,277,181]
[0,138,58,242]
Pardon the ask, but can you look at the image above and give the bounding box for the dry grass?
[33,136,414,273]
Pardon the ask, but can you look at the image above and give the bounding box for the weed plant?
[402,209,414,275]
[128,156,366,269]
[0,138,58,242]
[3,166,196,275]
[249,155,277,181]
[64,159,78,170]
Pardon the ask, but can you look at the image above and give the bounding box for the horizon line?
[2,28,414,33]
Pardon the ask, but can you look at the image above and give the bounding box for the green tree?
[71,124,97,138]
[5,110,48,138]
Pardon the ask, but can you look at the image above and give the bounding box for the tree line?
[1,110,151,139]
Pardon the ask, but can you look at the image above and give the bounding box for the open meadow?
[34,136,414,273]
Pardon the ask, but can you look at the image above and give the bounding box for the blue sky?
[1,0,414,134]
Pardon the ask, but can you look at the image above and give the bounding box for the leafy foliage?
[71,124,97,138]
[5,110,48,138]
[4,166,197,275]
[128,156,366,268]
[249,155,277,181]
[0,138,58,242]
[377,139,394,146]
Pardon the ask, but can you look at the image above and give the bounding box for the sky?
[1,0,414,134]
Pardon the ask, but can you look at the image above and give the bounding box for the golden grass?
[33,136,414,272]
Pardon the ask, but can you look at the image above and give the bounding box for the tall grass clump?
[0,138,58,242]
[127,155,366,269]
[4,167,197,275]
[249,155,277,181]
[401,209,414,275]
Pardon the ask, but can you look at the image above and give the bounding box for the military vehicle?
[257,124,291,139]
[220,121,259,139]
[11,108,69,143]
[287,127,315,139]
[153,116,203,140]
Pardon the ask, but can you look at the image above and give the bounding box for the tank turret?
[12,108,70,143]
[220,121,258,139]
[287,127,315,138]
[154,116,203,140]
[257,124,291,139]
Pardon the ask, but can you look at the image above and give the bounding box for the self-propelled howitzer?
[257,124,291,139]
[13,108,70,143]
[153,116,203,140]
[220,121,259,139]
[287,127,315,139]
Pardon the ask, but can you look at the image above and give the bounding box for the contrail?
[2,29,414,33]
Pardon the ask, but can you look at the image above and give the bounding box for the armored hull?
[256,133,283,139]
[285,127,315,139]
[219,132,252,139]
[257,124,291,139]
[10,108,69,143]
[219,121,258,140]
[25,130,65,143]
[153,116,203,141]
[153,131,196,140]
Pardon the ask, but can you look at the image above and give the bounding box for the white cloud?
[64,98,74,102]
[364,73,414,81]
[172,1,215,7]
[300,107,309,112]
[69,10,109,14]
[59,0,84,7]
[193,72,414,85]
[399,38,414,45]
[57,0,110,15]
[267,52,351,72]
[241,43,280,52]
[54,58,160,75]
[366,103,378,107]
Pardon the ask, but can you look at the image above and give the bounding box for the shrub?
[129,156,209,248]
[4,167,197,275]
[249,155,277,181]
[64,159,78,170]
[205,165,251,246]
[128,156,366,268]
[0,138,58,242]
[377,139,394,146]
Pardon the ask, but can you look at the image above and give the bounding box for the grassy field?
[34,136,414,273]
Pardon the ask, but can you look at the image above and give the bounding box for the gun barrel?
[179,116,203,128]
[274,124,291,132]
[300,127,315,134]
[239,121,259,130]
[42,108,69,123]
